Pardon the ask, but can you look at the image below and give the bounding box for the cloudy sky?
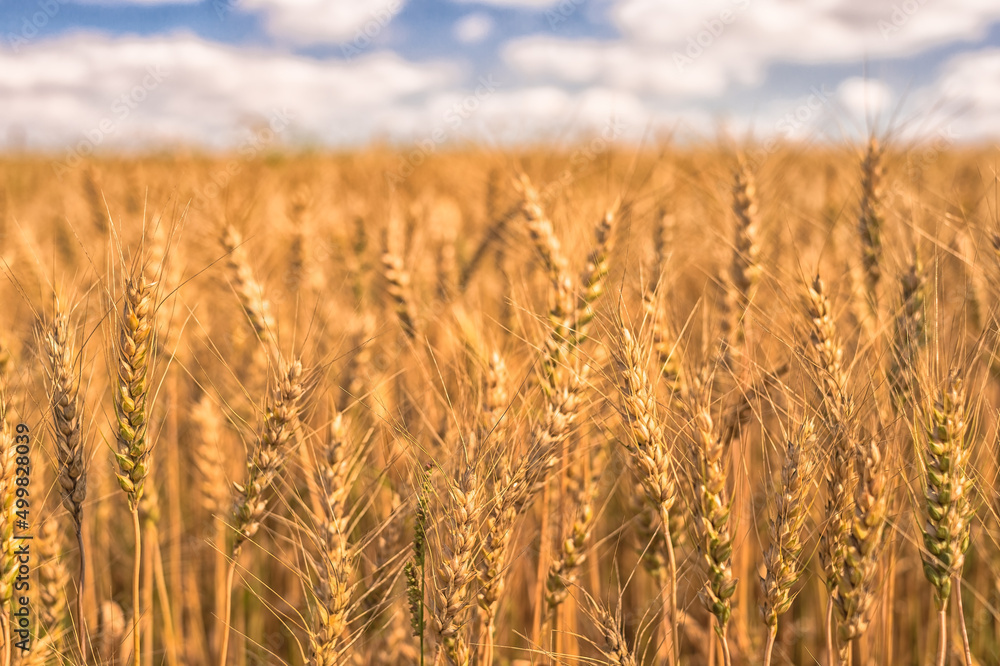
[2,0,999,151]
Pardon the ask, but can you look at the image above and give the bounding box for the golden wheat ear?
[761,419,818,666]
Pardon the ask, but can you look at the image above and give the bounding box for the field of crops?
[0,141,997,665]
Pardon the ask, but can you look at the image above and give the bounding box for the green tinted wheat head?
[21,519,69,665]
[761,420,818,665]
[857,138,885,301]
[113,273,156,509]
[0,391,16,666]
[36,518,69,637]
[111,266,157,666]
[404,481,428,645]
[919,373,973,602]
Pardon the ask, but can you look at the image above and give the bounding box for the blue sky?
[2,0,1000,151]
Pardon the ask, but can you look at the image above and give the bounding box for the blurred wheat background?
[0,140,998,666]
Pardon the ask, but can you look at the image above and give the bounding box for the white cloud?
[506,0,1000,100]
[0,32,455,149]
[920,48,1000,139]
[453,12,494,44]
[237,0,406,45]
[836,77,893,122]
[377,84,661,146]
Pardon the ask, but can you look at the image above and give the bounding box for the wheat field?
[0,140,998,666]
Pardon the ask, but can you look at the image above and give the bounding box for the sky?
[2,0,1000,153]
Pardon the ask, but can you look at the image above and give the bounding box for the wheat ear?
[834,437,889,662]
[684,371,737,666]
[545,466,598,614]
[802,274,859,662]
[43,307,88,661]
[589,600,638,666]
[382,214,417,340]
[857,138,885,305]
[888,257,926,411]
[309,411,359,666]
[0,390,16,666]
[612,326,679,665]
[574,208,615,346]
[112,267,156,666]
[730,156,761,314]
[762,419,818,665]
[433,467,480,666]
[219,357,306,666]
[918,372,974,666]
[221,226,278,358]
